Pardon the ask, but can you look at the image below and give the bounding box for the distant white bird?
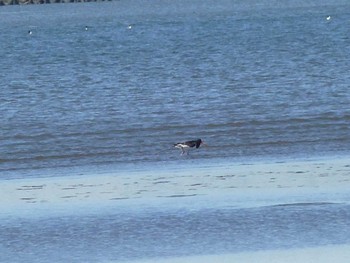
[326,16,331,21]
[128,24,132,29]
[28,30,32,35]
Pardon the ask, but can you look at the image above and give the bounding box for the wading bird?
[174,139,205,155]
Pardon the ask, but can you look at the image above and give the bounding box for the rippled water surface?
[1,1,350,262]
[1,0,350,176]
[1,199,350,263]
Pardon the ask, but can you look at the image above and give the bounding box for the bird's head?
[196,139,207,148]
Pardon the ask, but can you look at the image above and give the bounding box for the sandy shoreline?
[1,157,350,210]
[124,244,350,263]
[1,157,350,262]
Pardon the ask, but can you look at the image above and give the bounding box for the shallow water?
[1,2,350,261]
[1,198,350,263]
[1,0,350,177]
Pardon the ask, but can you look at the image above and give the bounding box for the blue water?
[1,0,350,178]
[1,1,350,262]
[1,197,350,263]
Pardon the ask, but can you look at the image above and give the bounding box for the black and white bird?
[174,139,205,155]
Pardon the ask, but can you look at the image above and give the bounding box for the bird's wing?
[185,141,196,147]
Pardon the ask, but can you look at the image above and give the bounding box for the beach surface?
[1,157,350,262]
[125,244,350,263]
[1,157,350,211]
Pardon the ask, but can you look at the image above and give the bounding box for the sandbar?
[123,244,350,263]
[1,157,350,212]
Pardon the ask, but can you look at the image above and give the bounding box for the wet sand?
[1,157,350,262]
[1,157,350,209]
[125,244,350,263]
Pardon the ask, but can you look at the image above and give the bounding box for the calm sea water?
[0,191,350,263]
[1,195,350,263]
[1,1,350,262]
[1,0,350,178]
